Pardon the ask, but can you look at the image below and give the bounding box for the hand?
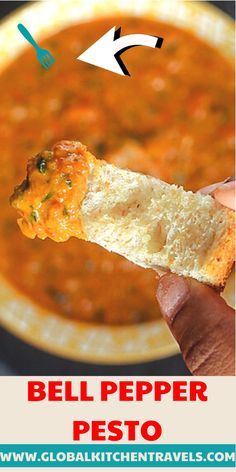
[156,179,235,375]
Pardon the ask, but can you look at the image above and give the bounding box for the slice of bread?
[11,140,235,289]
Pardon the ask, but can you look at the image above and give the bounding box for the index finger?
[200,178,235,210]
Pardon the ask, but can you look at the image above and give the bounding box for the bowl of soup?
[0,0,234,363]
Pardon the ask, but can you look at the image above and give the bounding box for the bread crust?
[81,155,235,290]
[11,140,235,289]
[202,211,235,290]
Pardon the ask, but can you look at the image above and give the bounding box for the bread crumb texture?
[11,141,235,288]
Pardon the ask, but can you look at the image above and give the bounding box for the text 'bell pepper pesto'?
[1,17,234,324]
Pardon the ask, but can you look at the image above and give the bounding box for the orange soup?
[0,17,234,324]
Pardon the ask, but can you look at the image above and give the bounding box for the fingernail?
[199,177,235,196]
[213,182,235,210]
[156,273,190,324]
[199,182,223,195]
[223,176,235,184]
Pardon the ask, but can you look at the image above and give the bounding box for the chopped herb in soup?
[0,17,234,324]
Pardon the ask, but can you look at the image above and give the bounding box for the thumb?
[156,273,235,375]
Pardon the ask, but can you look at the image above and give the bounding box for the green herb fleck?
[37,157,47,174]
[221,110,229,124]
[95,141,107,156]
[172,172,185,186]
[41,192,53,203]
[47,287,68,306]
[132,310,148,322]
[3,219,15,235]
[85,259,96,272]
[63,206,69,217]
[61,173,73,188]
[94,309,105,322]
[166,41,177,54]
[31,210,39,222]
[210,104,229,123]
[65,177,72,188]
